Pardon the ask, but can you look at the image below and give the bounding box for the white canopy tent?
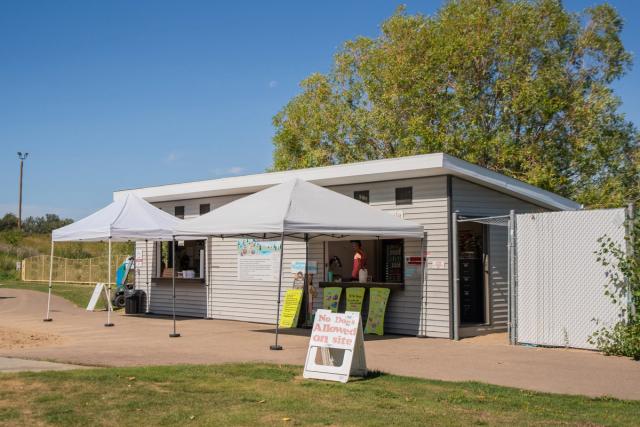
[47,193,194,336]
[175,178,425,349]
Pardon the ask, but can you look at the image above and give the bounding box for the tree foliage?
[272,0,639,207]
[0,213,73,234]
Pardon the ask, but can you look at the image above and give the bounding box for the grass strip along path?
[0,364,638,426]
[0,280,107,309]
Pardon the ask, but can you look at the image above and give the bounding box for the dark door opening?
[458,222,486,324]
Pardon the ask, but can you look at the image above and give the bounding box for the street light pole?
[17,152,29,230]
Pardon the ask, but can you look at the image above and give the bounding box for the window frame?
[174,206,185,219]
[353,190,370,204]
[395,187,413,206]
[199,203,211,215]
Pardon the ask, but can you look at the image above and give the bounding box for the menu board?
[237,240,282,282]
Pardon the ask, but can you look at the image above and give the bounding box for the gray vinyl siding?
[136,195,241,318]
[451,177,546,337]
[144,176,450,336]
[134,240,155,312]
[327,176,450,337]
[148,282,207,317]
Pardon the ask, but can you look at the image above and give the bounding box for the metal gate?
[514,208,630,349]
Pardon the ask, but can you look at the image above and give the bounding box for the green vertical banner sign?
[365,288,391,335]
[279,289,304,328]
[345,287,365,312]
[322,287,342,313]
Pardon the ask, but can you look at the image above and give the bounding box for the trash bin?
[125,293,138,314]
[134,290,146,313]
[125,290,146,314]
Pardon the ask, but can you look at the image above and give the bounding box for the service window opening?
[326,239,404,283]
[159,240,206,279]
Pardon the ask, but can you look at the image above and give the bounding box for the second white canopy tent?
[173,178,425,349]
[48,193,202,335]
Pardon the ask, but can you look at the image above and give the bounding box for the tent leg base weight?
[169,333,181,338]
[270,345,283,351]
[104,323,114,327]
[42,318,52,322]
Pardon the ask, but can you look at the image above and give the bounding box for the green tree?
[272,0,639,207]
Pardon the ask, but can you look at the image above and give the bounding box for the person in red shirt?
[350,240,367,280]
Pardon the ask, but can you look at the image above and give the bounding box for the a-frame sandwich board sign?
[303,309,367,383]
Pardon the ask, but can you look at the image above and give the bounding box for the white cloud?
[211,166,246,177]
[268,80,278,89]
[165,152,179,163]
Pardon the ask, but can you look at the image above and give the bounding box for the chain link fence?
[21,254,130,284]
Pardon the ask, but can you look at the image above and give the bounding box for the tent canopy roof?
[52,193,187,242]
[175,178,424,240]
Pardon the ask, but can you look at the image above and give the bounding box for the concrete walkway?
[0,356,85,373]
[1,287,639,400]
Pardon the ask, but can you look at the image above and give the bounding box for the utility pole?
[17,152,29,230]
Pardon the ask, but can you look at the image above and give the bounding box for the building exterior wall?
[135,176,450,337]
[450,177,547,337]
[325,177,449,337]
[132,174,557,339]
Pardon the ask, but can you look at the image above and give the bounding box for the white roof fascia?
[441,154,581,211]
[114,153,580,211]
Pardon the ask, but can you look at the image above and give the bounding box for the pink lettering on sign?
[309,310,359,350]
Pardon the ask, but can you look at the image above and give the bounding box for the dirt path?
[1,286,639,399]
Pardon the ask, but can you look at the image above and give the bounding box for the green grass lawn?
[0,364,638,426]
[0,280,109,309]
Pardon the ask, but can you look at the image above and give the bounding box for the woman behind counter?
[350,240,367,281]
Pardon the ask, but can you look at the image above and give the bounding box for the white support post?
[105,238,114,327]
[270,232,286,351]
[170,237,180,337]
[43,239,54,322]
[418,235,428,337]
[452,212,460,341]
[508,210,516,344]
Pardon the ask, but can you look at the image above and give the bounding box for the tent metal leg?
[105,238,114,327]
[270,232,285,350]
[170,237,180,338]
[43,240,54,322]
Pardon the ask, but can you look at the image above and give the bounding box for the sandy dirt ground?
[1,287,639,400]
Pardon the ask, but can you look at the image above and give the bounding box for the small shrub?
[591,209,639,360]
[590,321,640,360]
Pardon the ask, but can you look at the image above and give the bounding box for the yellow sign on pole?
[279,289,304,328]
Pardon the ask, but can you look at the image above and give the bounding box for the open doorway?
[458,222,487,325]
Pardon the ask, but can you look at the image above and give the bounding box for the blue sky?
[1,0,638,219]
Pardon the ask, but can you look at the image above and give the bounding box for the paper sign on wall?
[237,240,282,282]
[303,309,367,383]
[345,287,365,312]
[291,260,318,275]
[86,283,112,311]
[365,288,390,335]
[279,289,304,328]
